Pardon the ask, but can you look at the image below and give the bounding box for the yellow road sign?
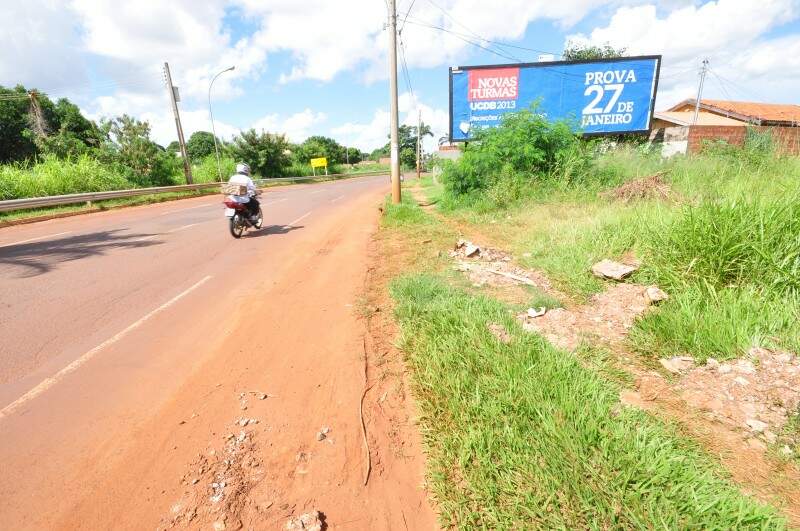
[310,157,328,168]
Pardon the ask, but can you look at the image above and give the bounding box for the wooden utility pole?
[416,109,421,180]
[164,62,193,184]
[387,0,401,203]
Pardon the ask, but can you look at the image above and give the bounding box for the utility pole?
[387,0,401,204]
[164,62,193,184]
[416,109,421,180]
[693,58,709,125]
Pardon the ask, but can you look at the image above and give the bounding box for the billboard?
[449,55,661,141]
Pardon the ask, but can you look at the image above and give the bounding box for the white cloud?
[568,0,800,108]
[0,0,87,90]
[332,92,448,153]
[251,108,327,142]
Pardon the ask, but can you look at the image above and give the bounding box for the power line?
[707,68,761,101]
[399,0,417,32]
[397,32,416,106]
[404,19,521,63]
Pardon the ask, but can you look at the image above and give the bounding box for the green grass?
[382,193,434,228]
[0,155,134,200]
[432,144,800,361]
[391,274,784,529]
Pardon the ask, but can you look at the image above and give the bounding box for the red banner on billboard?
[467,67,519,101]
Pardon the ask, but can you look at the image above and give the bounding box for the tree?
[0,85,104,162]
[231,129,291,177]
[377,122,434,167]
[562,42,627,61]
[101,114,180,186]
[344,147,363,164]
[296,136,346,164]
[186,131,218,160]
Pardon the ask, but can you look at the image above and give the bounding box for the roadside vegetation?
[0,84,397,205]
[379,108,800,527]
[434,115,800,362]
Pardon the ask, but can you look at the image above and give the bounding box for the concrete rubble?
[591,259,639,281]
[285,510,323,531]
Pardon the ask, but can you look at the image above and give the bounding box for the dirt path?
[2,185,436,530]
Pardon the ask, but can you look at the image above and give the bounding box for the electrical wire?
[399,0,417,32]
[398,32,417,107]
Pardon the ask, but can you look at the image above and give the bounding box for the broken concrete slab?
[591,259,638,281]
[659,356,695,374]
[643,286,668,304]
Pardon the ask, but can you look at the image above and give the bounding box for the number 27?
[583,84,624,114]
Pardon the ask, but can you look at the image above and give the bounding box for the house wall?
[650,125,800,156]
[688,125,800,154]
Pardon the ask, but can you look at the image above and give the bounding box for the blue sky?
[2,1,799,153]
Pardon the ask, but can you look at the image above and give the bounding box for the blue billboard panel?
[449,56,661,141]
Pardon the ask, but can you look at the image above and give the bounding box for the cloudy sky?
[2,0,798,152]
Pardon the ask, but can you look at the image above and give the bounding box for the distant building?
[649,99,800,156]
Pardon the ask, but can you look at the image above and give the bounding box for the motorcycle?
[223,198,263,238]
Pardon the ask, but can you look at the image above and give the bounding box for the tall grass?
[192,154,236,183]
[0,155,132,200]
[391,275,784,529]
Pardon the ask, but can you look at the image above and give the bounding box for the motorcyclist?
[227,162,260,220]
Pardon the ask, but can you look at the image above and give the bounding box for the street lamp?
[209,65,235,181]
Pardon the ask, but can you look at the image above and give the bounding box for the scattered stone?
[591,259,638,281]
[191,478,199,485]
[285,510,323,531]
[718,364,732,374]
[526,307,546,318]
[316,426,331,441]
[659,356,694,374]
[421,238,432,244]
[487,323,512,344]
[734,360,757,375]
[764,430,777,444]
[706,358,720,369]
[464,243,481,257]
[213,520,226,531]
[643,286,668,304]
[781,445,794,456]
[746,419,768,433]
[733,376,750,386]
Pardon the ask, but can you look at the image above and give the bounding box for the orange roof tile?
[668,99,800,125]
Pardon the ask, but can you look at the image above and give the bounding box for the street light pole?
[209,66,235,181]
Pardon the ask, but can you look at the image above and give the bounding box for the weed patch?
[391,274,783,529]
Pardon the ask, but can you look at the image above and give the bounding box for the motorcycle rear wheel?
[253,208,263,229]
[229,214,245,238]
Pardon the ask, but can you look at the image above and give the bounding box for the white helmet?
[236,162,251,176]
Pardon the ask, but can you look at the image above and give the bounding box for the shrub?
[441,105,591,198]
[192,154,236,183]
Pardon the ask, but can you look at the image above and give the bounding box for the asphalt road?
[0,175,382,406]
[0,174,437,530]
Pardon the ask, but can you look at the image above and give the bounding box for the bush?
[441,105,592,199]
[192,154,236,183]
[231,129,291,178]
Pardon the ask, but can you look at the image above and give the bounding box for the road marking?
[331,195,345,203]
[168,222,198,233]
[0,275,213,421]
[0,231,73,249]
[158,203,217,216]
[285,211,311,227]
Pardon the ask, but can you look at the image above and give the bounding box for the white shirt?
[228,173,256,203]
